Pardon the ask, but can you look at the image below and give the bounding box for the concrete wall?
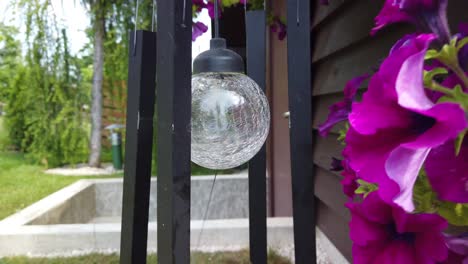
[1,172,254,226]
[94,174,252,221]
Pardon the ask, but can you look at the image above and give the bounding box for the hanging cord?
[196,170,218,250]
[296,0,300,25]
[182,0,187,27]
[152,0,156,31]
[133,0,140,54]
[214,0,220,38]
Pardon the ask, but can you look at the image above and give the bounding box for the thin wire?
[152,0,156,32]
[182,0,187,27]
[133,0,140,54]
[214,0,220,38]
[296,0,300,25]
[196,171,218,250]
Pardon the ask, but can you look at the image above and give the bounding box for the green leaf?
[438,84,468,110]
[423,68,448,87]
[455,129,467,155]
[438,202,468,226]
[425,49,439,60]
[413,171,438,213]
[355,179,378,197]
[456,36,468,51]
[425,38,459,67]
[337,123,349,145]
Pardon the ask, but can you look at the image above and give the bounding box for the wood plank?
[314,167,350,219]
[120,30,157,264]
[312,0,386,62]
[313,0,468,63]
[312,27,407,96]
[246,10,268,264]
[316,200,352,262]
[312,92,345,132]
[156,0,192,263]
[311,90,367,133]
[312,132,343,170]
[311,0,349,28]
[287,0,316,262]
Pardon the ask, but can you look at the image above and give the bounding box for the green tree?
[80,0,154,167]
[0,24,21,104]
[4,0,89,166]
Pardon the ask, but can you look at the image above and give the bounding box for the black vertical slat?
[156,0,192,263]
[120,30,157,264]
[286,0,317,263]
[246,10,268,264]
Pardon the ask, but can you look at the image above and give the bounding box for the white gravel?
[44,163,121,176]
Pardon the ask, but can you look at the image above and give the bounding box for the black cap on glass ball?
[193,38,245,74]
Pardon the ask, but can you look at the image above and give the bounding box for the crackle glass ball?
[191,72,270,170]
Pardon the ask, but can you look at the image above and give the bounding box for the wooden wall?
[307,0,468,261]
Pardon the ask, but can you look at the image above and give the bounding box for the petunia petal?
[319,75,368,136]
[385,147,431,211]
[372,1,412,35]
[395,34,436,111]
[192,22,208,41]
[403,103,467,149]
[415,232,449,262]
[425,139,468,203]
[393,206,447,233]
[345,127,403,203]
[373,241,417,264]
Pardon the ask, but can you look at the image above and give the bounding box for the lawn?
[0,151,120,220]
[0,250,291,264]
[0,117,120,220]
[0,116,238,221]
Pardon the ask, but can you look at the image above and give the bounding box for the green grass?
[0,250,291,264]
[0,151,121,220]
[0,116,239,221]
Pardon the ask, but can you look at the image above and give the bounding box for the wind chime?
[120,0,277,263]
[190,0,270,170]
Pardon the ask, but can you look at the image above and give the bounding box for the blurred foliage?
[2,0,89,167]
[413,171,468,226]
[1,0,155,167]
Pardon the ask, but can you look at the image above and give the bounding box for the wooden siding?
[308,0,468,261]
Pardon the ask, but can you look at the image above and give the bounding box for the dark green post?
[111,131,123,170]
[105,124,124,170]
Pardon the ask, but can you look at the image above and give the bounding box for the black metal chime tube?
[246,9,268,264]
[120,30,157,264]
[286,0,317,263]
[156,0,192,263]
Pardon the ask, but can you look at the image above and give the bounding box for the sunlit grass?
[0,151,120,220]
[0,250,291,264]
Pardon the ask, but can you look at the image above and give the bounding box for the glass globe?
[191,72,270,170]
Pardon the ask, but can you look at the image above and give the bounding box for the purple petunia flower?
[270,16,287,41]
[192,21,208,41]
[347,192,448,264]
[207,0,222,19]
[341,160,359,199]
[330,157,344,171]
[346,34,467,212]
[318,75,368,137]
[425,138,468,203]
[457,23,468,71]
[193,0,207,11]
[372,0,451,43]
[443,233,468,264]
